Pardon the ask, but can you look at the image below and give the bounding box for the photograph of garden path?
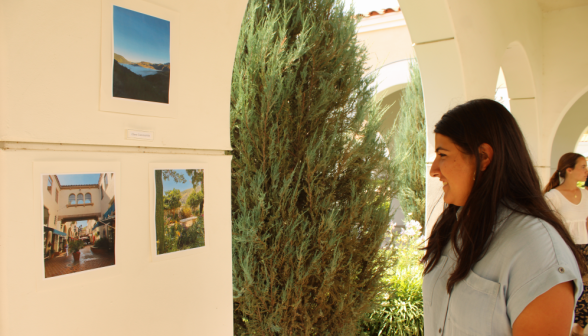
[43,173,116,278]
[112,5,170,104]
[155,169,205,255]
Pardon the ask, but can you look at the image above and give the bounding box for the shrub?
[93,237,110,250]
[231,0,395,333]
[68,240,85,254]
[179,206,193,220]
[360,221,424,336]
[391,59,426,224]
[180,217,205,249]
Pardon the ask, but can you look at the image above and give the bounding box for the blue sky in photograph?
[78,220,88,228]
[56,174,101,186]
[113,6,170,64]
[344,0,399,13]
[161,170,198,192]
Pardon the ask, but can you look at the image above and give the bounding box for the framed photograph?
[100,0,179,118]
[150,165,206,259]
[42,173,116,278]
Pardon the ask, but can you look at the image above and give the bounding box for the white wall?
[0,0,247,335]
[0,0,246,151]
[543,6,588,173]
[551,93,588,172]
[399,0,588,231]
[357,11,414,72]
[1,148,233,336]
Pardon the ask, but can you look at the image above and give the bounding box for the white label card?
[126,129,154,141]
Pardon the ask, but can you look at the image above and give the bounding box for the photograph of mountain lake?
[155,169,205,255]
[112,6,170,104]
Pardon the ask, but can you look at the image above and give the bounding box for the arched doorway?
[499,41,541,173]
[551,89,588,173]
[372,59,411,226]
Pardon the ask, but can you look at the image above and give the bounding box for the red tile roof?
[355,8,401,19]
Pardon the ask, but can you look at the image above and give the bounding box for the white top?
[423,205,583,335]
[545,188,588,244]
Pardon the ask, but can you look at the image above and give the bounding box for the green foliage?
[360,221,424,336]
[186,169,204,189]
[187,190,204,212]
[231,0,396,334]
[68,240,85,254]
[155,171,165,254]
[158,218,205,254]
[179,206,193,219]
[163,170,186,184]
[180,217,205,249]
[164,189,182,211]
[93,237,110,250]
[155,170,204,254]
[391,59,426,224]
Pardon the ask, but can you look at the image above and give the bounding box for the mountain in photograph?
[112,54,170,104]
[180,186,202,204]
[114,53,171,72]
[114,53,132,64]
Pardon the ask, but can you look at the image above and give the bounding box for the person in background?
[544,153,588,336]
[425,99,586,336]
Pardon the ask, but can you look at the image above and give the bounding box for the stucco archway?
[399,0,465,235]
[499,41,541,168]
[550,88,588,174]
[371,59,411,146]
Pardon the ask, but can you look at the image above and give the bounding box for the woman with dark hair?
[544,153,588,335]
[424,99,586,336]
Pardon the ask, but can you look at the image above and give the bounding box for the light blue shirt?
[423,206,583,335]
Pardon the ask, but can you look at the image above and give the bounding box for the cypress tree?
[231,0,395,334]
[391,59,426,225]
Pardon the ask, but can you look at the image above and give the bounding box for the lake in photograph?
[119,63,160,77]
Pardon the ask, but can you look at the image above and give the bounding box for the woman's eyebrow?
[435,147,449,153]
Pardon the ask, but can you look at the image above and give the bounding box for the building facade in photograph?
[42,174,116,258]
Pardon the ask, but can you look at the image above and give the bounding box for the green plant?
[360,221,424,336]
[93,237,110,250]
[187,190,203,213]
[179,206,193,220]
[391,59,426,224]
[180,217,205,249]
[164,188,182,211]
[231,0,395,334]
[69,240,85,254]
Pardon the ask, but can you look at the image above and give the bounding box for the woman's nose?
[430,157,440,178]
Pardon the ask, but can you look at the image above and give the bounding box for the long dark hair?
[543,152,585,193]
[422,99,586,292]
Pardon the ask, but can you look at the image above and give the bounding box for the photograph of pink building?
[42,173,116,278]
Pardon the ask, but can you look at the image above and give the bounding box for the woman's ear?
[478,143,494,171]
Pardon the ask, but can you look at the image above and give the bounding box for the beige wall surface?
[399,0,588,228]
[543,5,588,162]
[0,148,233,336]
[0,0,245,334]
[357,24,413,73]
[0,0,247,151]
[550,93,588,173]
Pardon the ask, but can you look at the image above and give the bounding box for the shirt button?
[439,328,442,333]
[558,267,565,273]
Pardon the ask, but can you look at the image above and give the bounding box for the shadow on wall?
[551,91,588,174]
